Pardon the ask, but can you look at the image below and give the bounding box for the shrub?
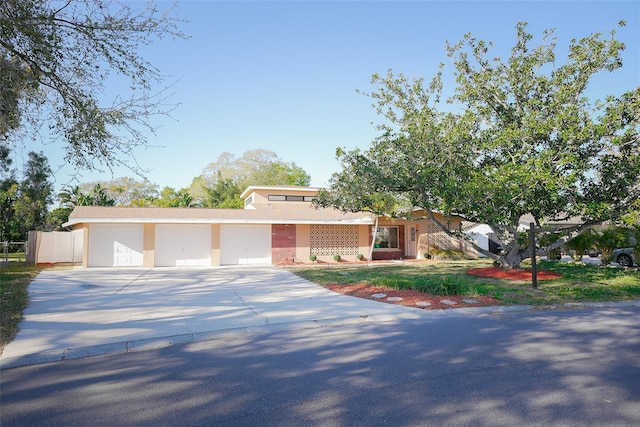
[370,276,413,290]
[333,254,341,262]
[413,276,468,296]
[356,253,364,261]
[547,248,562,261]
[429,247,466,260]
[566,231,596,261]
[370,275,471,296]
[592,226,633,265]
[309,254,317,262]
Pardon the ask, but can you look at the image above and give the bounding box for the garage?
[89,224,144,267]
[155,224,212,267]
[220,224,272,265]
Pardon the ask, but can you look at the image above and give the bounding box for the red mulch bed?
[325,283,502,310]
[324,267,563,310]
[466,267,562,281]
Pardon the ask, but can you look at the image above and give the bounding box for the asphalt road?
[2,305,639,427]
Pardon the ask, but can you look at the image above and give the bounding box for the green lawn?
[1,251,27,263]
[0,266,43,352]
[289,259,640,306]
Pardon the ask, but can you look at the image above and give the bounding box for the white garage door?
[89,224,144,267]
[220,225,272,265]
[155,224,212,267]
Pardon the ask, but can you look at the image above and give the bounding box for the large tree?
[58,183,116,209]
[0,146,17,240]
[1,151,53,240]
[78,177,159,206]
[0,0,186,172]
[151,186,193,208]
[316,22,640,269]
[190,149,311,207]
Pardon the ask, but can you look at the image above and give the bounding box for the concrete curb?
[0,312,425,369]
[2,300,638,370]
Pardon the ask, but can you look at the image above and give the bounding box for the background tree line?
[0,148,311,239]
[1,147,52,241]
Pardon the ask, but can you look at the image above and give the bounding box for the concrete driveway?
[1,266,436,368]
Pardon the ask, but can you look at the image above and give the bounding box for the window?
[373,227,399,249]
[268,195,316,202]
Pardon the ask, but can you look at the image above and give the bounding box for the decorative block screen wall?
[424,224,453,249]
[310,224,359,256]
[421,224,467,252]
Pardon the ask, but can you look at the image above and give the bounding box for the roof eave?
[64,218,375,226]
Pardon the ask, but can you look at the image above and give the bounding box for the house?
[463,214,588,257]
[61,186,476,268]
[464,222,502,255]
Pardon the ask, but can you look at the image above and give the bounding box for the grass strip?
[0,266,42,352]
[289,259,640,306]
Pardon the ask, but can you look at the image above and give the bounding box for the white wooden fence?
[27,230,84,265]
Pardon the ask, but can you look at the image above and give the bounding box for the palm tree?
[565,231,596,261]
[592,227,633,265]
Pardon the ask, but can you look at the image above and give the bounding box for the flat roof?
[239,185,322,199]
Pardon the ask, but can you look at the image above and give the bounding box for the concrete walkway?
[2,266,447,369]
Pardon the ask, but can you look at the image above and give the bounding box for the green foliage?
[370,276,413,290]
[45,208,73,231]
[291,259,640,306]
[190,149,311,207]
[592,226,633,264]
[203,174,242,208]
[565,231,596,261]
[152,187,194,208]
[309,254,317,262]
[333,254,341,262]
[370,274,470,296]
[593,227,632,264]
[313,149,409,216]
[1,151,53,239]
[321,22,639,271]
[1,0,187,172]
[59,184,116,208]
[80,177,160,206]
[0,148,18,240]
[428,247,467,260]
[0,266,42,350]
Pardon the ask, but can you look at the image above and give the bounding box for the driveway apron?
[1,266,427,368]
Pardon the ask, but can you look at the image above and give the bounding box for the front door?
[406,226,417,258]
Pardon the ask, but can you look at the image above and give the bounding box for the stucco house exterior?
[463,214,587,257]
[61,185,476,268]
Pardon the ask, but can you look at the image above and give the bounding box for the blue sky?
[29,0,640,194]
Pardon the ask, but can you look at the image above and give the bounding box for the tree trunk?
[500,245,524,270]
